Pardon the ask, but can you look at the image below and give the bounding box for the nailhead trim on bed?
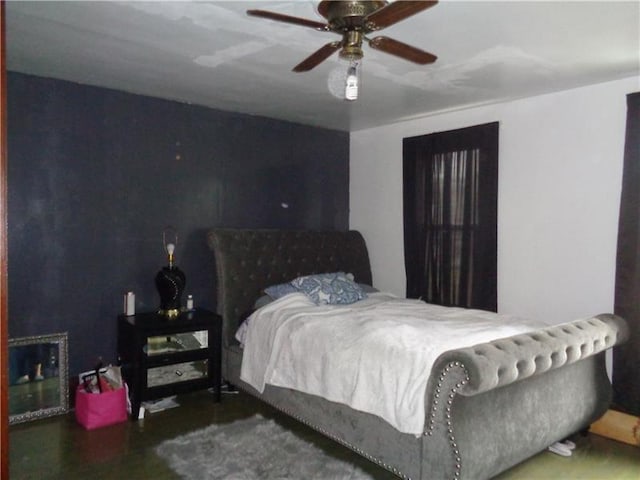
[239,386,413,480]
[426,361,470,480]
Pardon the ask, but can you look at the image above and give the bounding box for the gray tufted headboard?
[207,229,372,347]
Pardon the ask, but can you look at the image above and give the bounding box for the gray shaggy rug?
[155,414,375,479]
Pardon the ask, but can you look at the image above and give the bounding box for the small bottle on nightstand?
[186,294,194,311]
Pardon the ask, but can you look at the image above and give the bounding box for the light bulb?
[162,227,178,267]
[345,62,359,101]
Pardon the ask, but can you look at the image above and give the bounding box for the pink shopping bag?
[75,385,128,430]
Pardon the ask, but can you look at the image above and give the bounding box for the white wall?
[350,76,639,324]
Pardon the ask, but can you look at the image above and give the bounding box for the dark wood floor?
[9,389,640,479]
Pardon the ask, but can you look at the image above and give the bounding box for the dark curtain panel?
[613,92,640,416]
[403,122,498,311]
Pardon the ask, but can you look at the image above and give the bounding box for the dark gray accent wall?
[7,72,349,375]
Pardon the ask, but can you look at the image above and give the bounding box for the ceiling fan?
[247,0,438,72]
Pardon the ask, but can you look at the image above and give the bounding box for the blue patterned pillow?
[290,272,367,305]
[264,282,299,299]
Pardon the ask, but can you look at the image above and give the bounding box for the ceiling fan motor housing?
[318,1,387,30]
[319,1,387,61]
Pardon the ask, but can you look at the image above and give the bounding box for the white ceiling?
[6,1,640,132]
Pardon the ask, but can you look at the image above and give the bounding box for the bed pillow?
[358,283,378,293]
[264,282,298,299]
[344,272,378,293]
[290,272,367,305]
[253,294,273,310]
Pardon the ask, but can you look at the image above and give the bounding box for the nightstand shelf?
[117,308,222,418]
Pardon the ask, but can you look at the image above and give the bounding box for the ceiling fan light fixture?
[339,46,363,62]
[344,60,360,101]
[339,29,364,61]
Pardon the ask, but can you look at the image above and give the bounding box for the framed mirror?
[8,332,69,424]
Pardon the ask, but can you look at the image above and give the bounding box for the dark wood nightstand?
[117,308,221,419]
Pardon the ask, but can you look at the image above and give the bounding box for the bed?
[207,228,629,480]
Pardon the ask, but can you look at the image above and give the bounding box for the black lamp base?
[155,265,186,318]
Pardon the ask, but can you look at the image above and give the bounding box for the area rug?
[155,414,375,479]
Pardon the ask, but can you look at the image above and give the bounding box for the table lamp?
[155,227,186,318]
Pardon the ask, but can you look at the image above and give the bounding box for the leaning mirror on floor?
[8,332,69,424]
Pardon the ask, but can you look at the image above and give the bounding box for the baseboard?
[590,409,640,447]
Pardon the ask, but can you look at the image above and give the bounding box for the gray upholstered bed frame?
[207,228,629,480]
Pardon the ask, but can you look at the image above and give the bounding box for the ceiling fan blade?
[292,41,342,72]
[365,1,438,30]
[247,9,329,31]
[368,36,437,64]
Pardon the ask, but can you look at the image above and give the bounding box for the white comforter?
[239,292,546,435]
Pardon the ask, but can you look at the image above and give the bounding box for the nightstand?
[117,308,221,419]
